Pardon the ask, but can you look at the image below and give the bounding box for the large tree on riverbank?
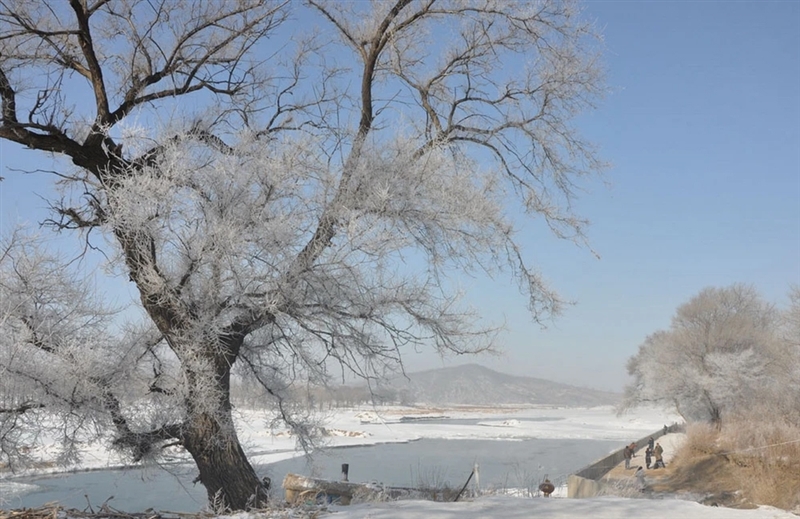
[0,0,604,510]
[622,284,791,427]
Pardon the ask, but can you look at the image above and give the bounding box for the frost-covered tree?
[773,286,800,425]
[0,0,604,509]
[623,285,783,427]
[0,231,147,468]
[785,286,800,348]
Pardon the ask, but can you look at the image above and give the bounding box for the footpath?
[600,432,686,491]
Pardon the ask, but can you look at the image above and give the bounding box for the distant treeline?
[231,382,412,409]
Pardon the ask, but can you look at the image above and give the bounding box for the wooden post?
[341,463,350,481]
[473,463,480,497]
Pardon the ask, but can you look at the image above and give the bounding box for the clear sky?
[1,1,798,392]
[403,0,800,390]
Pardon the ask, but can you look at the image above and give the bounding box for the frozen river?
[1,405,679,512]
[3,437,620,512]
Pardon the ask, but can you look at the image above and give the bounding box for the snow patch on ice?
[478,419,520,427]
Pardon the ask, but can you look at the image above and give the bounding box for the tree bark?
[183,409,267,510]
[177,337,267,511]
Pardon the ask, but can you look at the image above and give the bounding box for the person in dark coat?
[648,436,655,451]
[539,479,555,497]
[645,447,652,469]
[623,444,632,469]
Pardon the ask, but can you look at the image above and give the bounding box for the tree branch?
[0,402,45,415]
[68,0,111,136]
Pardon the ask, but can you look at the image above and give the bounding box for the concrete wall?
[567,423,684,498]
[567,474,602,498]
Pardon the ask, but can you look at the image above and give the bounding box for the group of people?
[645,437,666,469]
[624,436,665,470]
[628,436,666,493]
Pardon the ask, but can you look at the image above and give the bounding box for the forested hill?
[374,364,621,407]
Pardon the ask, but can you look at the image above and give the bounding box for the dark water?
[2,438,619,512]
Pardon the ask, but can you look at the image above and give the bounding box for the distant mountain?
[374,364,620,407]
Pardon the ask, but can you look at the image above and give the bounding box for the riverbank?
[1,405,677,481]
[1,405,677,509]
[4,406,799,518]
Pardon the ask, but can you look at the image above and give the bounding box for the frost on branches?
[0,0,605,510]
[623,284,798,427]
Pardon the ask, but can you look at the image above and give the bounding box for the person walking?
[635,466,646,492]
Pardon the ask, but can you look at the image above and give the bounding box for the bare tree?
[0,0,604,510]
[622,284,784,428]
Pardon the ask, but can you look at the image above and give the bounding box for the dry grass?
[660,421,800,511]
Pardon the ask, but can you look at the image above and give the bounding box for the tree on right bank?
[623,283,800,428]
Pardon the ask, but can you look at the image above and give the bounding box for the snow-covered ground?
[309,495,797,519]
[3,405,796,517]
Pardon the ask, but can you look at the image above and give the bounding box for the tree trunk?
[180,341,267,511]
[183,409,267,511]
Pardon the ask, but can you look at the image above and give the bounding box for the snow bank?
[322,495,797,519]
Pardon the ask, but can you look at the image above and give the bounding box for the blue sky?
[1,1,798,392]
[404,0,800,390]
